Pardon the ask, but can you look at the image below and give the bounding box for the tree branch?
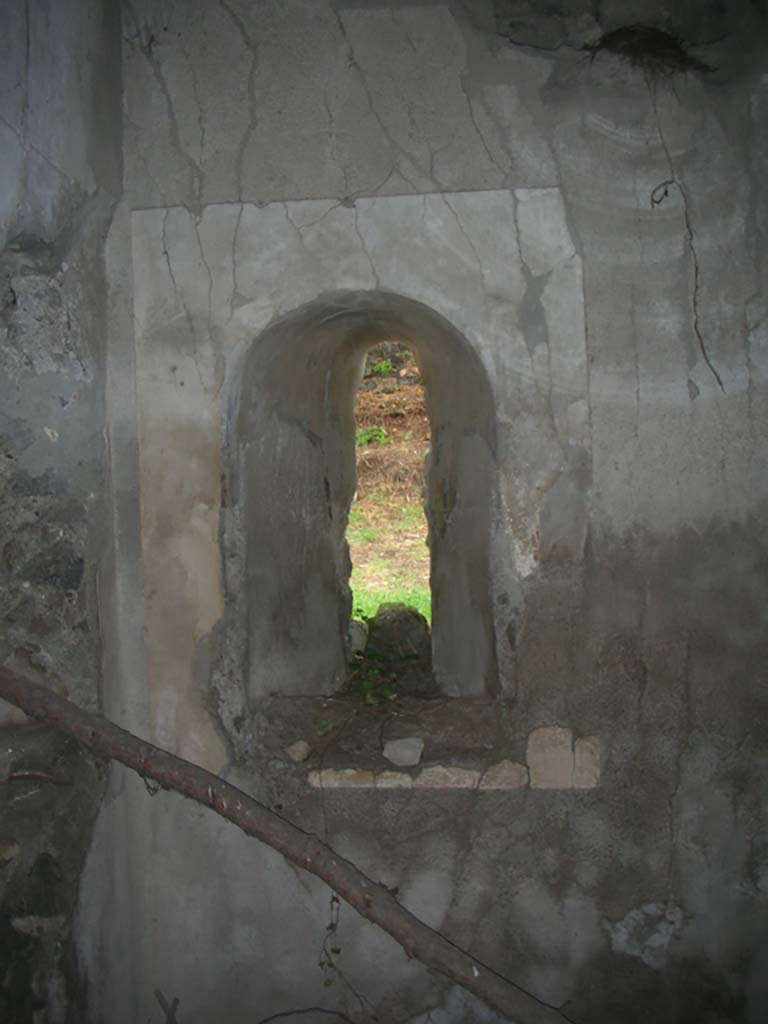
[0,668,569,1024]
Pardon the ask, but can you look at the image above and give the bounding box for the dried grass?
[354,377,429,501]
[356,443,423,501]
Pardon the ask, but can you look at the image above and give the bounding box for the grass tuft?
[351,585,431,624]
[348,524,384,545]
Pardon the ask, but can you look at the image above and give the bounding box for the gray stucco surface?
[0,1,121,1020]
[1,1,767,1022]
[85,3,768,1020]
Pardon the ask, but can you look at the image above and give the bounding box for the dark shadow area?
[346,601,438,703]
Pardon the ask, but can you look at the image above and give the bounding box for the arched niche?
[231,291,498,699]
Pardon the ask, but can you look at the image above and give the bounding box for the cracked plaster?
[0,0,120,249]
[131,187,587,760]
[75,2,768,1022]
[121,0,560,210]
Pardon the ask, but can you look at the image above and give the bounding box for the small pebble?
[285,740,311,763]
[383,736,424,767]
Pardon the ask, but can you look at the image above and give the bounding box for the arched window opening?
[347,342,434,701]
[234,291,498,701]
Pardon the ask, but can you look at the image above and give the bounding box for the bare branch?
[0,667,570,1024]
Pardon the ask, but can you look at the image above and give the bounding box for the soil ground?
[348,345,431,621]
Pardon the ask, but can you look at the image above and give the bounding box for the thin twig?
[256,1009,355,1024]
[3,770,73,786]
[155,988,180,1023]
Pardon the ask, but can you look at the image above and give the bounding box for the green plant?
[371,357,393,376]
[358,666,398,705]
[356,424,388,446]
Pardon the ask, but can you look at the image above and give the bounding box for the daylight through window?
[347,343,431,624]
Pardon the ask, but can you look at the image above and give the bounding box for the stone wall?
[0,1,121,1020]
[74,2,768,1023]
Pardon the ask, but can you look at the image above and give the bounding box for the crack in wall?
[648,85,726,394]
[331,5,436,195]
[458,75,511,179]
[351,204,380,289]
[160,209,207,395]
[185,48,207,169]
[323,88,351,199]
[441,194,485,283]
[124,0,206,216]
[630,165,645,438]
[219,0,260,203]
[0,113,75,196]
[229,203,244,320]
[282,202,311,258]
[124,110,169,207]
[191,220,215,341]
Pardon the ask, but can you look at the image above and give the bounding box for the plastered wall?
[77,3,768,1023]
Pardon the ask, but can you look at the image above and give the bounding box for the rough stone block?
[0,698,28,728]
[414,765,480,789]
[285,740,311,763]
[527,726,574,789]
[308,768,375,789]
[383,736,424,767]
[376,771,413,789]
[10,915,64,938]
[574,736,601,788]
[0,840,19,866]
[348,619,368,655]
[479,760,528,789]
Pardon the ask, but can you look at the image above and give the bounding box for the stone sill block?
[308,736,601,791]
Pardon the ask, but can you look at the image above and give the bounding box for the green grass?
[347,506,367,527]
[347,502,423,544]
[349,502,422,532]
[397,503,423,528]
[356,424,388,446]
[347,496,431,624]
[348,524,384,545]
[351,585,431,623]
[346,507,384,545]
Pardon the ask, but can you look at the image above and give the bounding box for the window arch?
[231,291,498,699]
